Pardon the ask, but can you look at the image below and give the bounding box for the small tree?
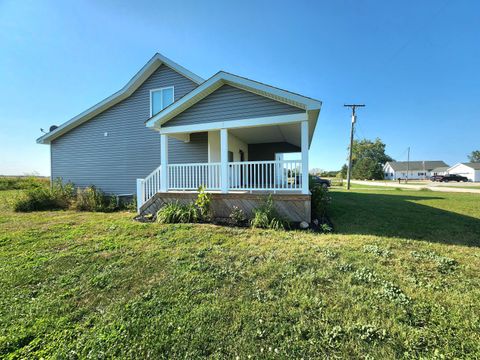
[468,150,480,163]
[348,138,393,180]
[338,164,348,179]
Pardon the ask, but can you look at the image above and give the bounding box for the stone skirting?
[139,192,311,223]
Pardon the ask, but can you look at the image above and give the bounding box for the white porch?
[136,115,311,212]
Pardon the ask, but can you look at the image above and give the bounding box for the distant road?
[351,180,480,194]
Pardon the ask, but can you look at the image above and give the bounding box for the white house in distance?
[447,163,480,182]
[383,161,449,180]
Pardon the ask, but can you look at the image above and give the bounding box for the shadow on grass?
[330,191,480,247]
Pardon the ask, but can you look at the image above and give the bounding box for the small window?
[150,87,174,116]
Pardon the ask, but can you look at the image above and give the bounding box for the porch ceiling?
[229,123,301,146]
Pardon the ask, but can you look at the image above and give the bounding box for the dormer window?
[150,86,174,116]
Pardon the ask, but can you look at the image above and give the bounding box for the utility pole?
[344,104,365,190]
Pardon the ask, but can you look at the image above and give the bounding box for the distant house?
[383,161,449,180]
[447,163,480,182]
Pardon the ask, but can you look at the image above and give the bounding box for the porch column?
[220,128,229,193]
[301,120,309,194]
[160,134,169,192]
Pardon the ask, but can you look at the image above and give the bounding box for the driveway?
[351,180,480,194]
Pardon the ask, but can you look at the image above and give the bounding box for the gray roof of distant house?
[462,162,480,170]
[432,166,449,172]
[385,161,449,171]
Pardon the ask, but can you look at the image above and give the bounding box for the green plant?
[363,244,392,258]
[310,183,331,218]
[156,201,198,224]
[320,223,333,233]
[229,206,246,226]
[250,195,289,230]
[195,186,212,221]
[75,186,117,212]
[14,178,75,212]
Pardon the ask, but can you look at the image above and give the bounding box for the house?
[36,53,322,222]
[447,163,480,182]
[383,161,449,180]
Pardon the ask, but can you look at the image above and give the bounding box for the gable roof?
[385,161,449,172]
[145,71,322,144]
[36,53,204,144]
[451,162,480,170]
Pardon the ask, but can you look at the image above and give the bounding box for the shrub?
[156,202,198,224]
[14,178,75,212]
[75,186,118,212]
[310,183,331,219]
[229,206,247,226]
[250,195,289,230]
[195,186,212,221]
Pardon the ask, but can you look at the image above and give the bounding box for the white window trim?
[150,86,174,117]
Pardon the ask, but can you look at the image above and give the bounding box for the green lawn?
[1,189,479,358]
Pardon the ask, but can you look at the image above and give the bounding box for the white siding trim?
[158,113,308,135]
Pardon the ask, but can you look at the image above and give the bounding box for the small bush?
[156,202,198,224]
[229,206,247,226]
[195,186,212,221]
[75,186,118,212]
[250,195,289,230]
[310,182,331,219]
[14,178,75,212]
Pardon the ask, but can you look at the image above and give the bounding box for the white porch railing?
[228,160,302,191]
[168,163,221,190]
[137,160,304,212]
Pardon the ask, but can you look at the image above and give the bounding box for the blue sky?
[1,0,479,175]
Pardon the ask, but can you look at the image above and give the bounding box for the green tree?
[352,158,384,180]
[468,150,480,163]
[338,164,348,179]
[348,138,393,180]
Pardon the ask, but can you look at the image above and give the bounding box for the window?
[150,87,174,116]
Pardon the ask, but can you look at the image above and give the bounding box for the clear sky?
[1,0,479,175]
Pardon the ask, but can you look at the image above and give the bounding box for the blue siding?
[163,84,304,127]
[51,64,203,194]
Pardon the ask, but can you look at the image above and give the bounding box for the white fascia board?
[158,113,308,135]
[146,71,322,129]
[37,53,204,144]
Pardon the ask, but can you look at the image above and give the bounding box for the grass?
[0,176,49,190]
[1,188,480,358]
